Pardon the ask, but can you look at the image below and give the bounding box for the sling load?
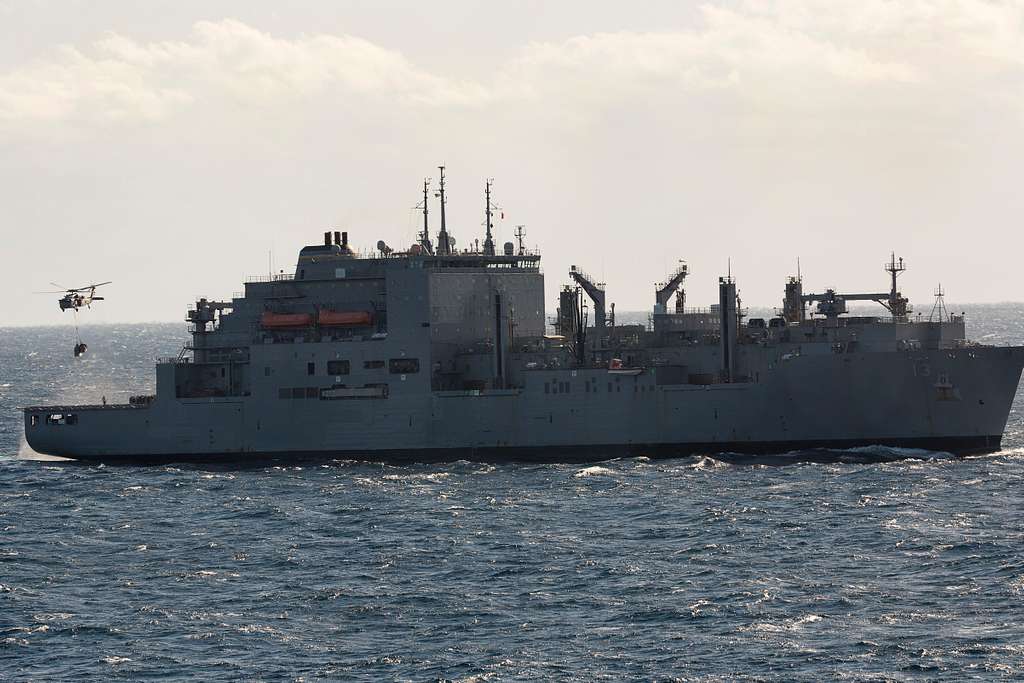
[35,281,111,357]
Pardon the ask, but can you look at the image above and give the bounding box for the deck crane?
[569,266,606,352]
[655,262,688,314]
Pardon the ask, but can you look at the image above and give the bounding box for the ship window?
[307,362,315,376]
[265,367,271,377]
[30,415,39,426]
[291,387,306,399]
[364,360,384,369]
[221,368,226,378]
[389,358,420,374]
[327,360,350,376]
[278,388,290,399]
[544,382,550,394]
[306,387,319,399]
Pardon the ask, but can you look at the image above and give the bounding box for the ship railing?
[25,403,148,412]
[245,273,296,283]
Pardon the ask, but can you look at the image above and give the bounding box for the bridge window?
[389,358,419,374]
[307,362,315,375]
[327,360,350,376]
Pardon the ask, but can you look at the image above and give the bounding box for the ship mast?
[884,252,909,320]
[417,178,434,255]
[436,166,452,256]
[483,178,496,256]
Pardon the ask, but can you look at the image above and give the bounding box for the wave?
[573,465,616,477]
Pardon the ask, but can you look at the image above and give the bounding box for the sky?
[1,0,1023,326]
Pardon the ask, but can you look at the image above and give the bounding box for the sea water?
[2,308,1023,680]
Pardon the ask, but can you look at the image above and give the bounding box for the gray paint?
[23,239,1024,463]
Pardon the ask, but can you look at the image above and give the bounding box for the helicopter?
[35,281,112,357]
[40,282,112,312]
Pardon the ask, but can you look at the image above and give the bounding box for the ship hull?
[31,435,1004,466]
[24,346,1024,465]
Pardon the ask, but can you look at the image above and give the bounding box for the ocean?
[2,308,1024,680]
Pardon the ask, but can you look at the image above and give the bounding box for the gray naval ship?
[24,170,1024,464]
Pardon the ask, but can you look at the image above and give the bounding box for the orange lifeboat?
[318,310,373,327]
[260,312,314,328]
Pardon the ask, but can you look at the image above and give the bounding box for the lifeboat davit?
[318,310,373,326]
[260,312,314,328]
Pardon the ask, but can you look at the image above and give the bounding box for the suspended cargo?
[318,310,373,326]
[260,312,314,329]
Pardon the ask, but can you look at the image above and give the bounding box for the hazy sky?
[2,0,1023,326]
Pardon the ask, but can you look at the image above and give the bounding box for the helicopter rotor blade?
[68,281,112,292]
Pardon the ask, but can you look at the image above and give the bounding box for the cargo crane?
[569,266,606,354]
[654,262,688,314]
[800,253,911,321]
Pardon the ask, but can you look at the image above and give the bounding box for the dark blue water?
[2,309,1024,680]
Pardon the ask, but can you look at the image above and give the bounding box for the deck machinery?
[24,176,1024,463]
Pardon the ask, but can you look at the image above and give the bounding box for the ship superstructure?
[24,173,1024,463]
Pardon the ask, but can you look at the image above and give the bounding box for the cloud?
[0,3,1021,132]
[0,19,487,124]
[513,6,919,91]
